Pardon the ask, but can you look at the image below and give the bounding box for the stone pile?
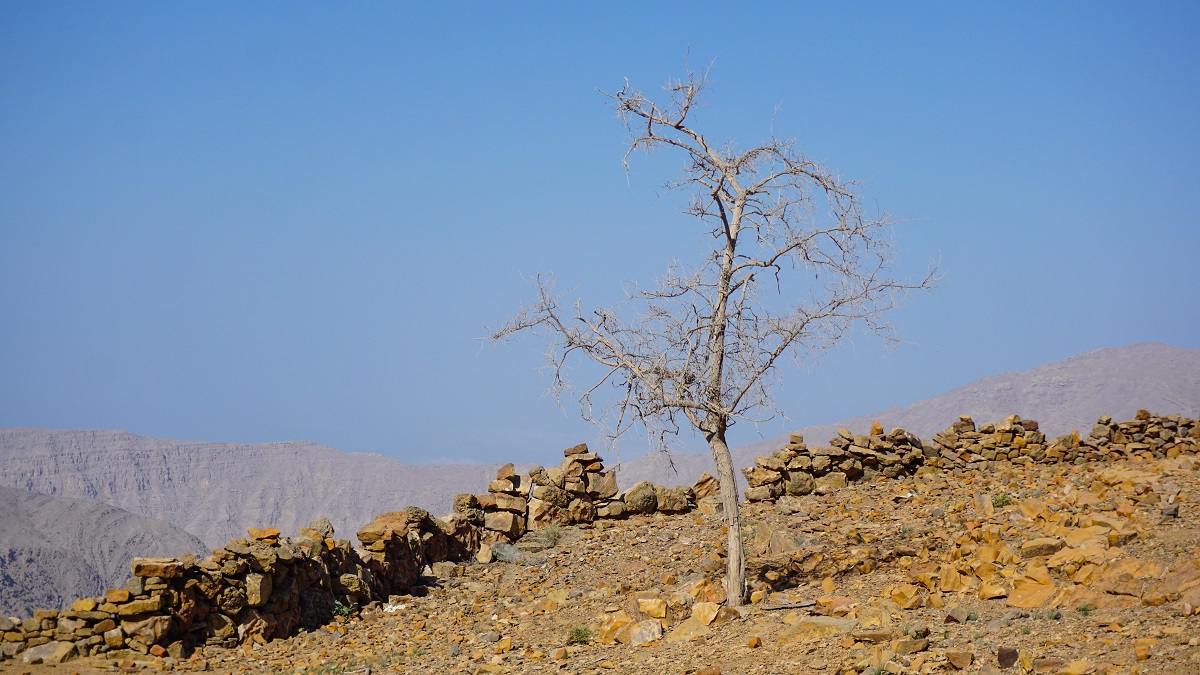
[470,444,700,543]
[1053,409,1200,463]
[930,410,1199,469]
[743,424,926,502]
[745,411,1200,502]
[928,414,1046,470]
[0,515,477,664]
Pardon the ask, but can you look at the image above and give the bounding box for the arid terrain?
[4,438,1197,675]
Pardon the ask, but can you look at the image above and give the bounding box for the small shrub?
[966,610,979,622]
[992,492,1014,508]
[492,542,520,563]
[332,600,356,619]
[567,626,593,645]
[543,524,562,547]
[1077,604,1094,617]
[1022,626,1031,635]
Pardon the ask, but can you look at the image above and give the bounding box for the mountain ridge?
[0,486,207,617]
[614,342,1200,487]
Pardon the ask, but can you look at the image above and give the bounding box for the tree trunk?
[707,431,744,607]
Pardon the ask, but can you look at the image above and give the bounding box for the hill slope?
[0,432,503,549]
[616,342,1200,488]
[0,487,207,617]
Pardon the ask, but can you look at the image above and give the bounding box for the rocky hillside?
[0,432,503,549]
[5,414,1199,673]
[617,343,1200,488]
[0,487,206,617]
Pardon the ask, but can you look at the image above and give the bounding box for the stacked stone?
[470,444,697,535]
[526,443,620,528]
[477,463,531,543]
[357,507,476,594]
[929,414,1046,470]
[0,515,478,663]
[617,480,695,516]
[1052,410,1198,463]
[928,411,1199,468]
[743,425,926,502]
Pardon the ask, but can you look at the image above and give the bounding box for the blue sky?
[2,2,1197,465]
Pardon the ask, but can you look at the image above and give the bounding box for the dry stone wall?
[0,511,473,664]
[0,442,705,664]
[742,422,928,501]
[470,443,703,549]
[744,410,1200,502]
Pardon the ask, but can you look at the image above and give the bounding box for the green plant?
[331,599,356,619]
[543,524,562,547]
[567,626,593,645]
[966,610,979,622]
[1077,604,1094,617]
[992,492,1014,508]
[1022,626,1031,635]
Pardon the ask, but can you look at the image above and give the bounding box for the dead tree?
[489,67,937,606]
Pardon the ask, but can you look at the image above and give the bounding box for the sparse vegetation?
[1077,603,1095,617]
[543,523,562,547]
[992,491,1014,508]
[492,542,519,563]
[331,599,356,619]
[567,626,593,645]
[966,610,979,622]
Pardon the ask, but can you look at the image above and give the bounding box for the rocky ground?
[5,451,1198,675]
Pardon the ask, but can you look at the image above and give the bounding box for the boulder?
[655,485,691,514]
[484,511,525,539]
[784,471,814,496]
[492,492,528,514]
[131,557,183,578]
[531,484,570,507]
[21,640,77,665]
[527,498,572,529]
[692,472,720,499]
[585,471,619,499]
[623,482,658,514]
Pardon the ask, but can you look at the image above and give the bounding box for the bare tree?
[490,68,937,606]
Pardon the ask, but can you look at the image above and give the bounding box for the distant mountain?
[616,343,1200,488]
[0,431,504,549]
[0,486,207,617]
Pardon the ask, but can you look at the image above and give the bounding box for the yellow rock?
[1007,565,1056,609]
[1018,498,1047,520]
[1134,637,1156,660]
[595,611,632,645]
[1063,526,1110,548]
[889,584,924,610]
[691,602,720,626]
[637,598,667,618]
[939,563,972,593]
[1060,660,1095,674]
[71,597,98,612]
[978,581,1008,600]
[493,636,512,654]
[972,560,998,582]
[248,527,281,541]
[664,617,711,643]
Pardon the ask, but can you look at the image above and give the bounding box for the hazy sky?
[2,3,1197,465]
